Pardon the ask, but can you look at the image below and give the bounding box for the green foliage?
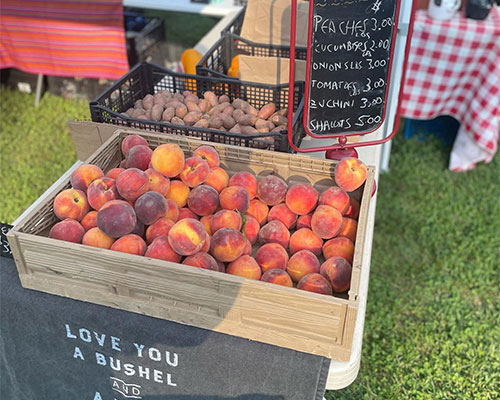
[0,87,87,223]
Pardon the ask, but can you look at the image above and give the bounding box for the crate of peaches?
[8,130,375,361]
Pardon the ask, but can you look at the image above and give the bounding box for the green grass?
[1,87,499,398]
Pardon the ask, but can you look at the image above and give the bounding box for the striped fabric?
[0,0,129,80]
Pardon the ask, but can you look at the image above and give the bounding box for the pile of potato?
[124,90,289,136]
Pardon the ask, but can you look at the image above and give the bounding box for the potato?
[145,109,152,120]
[222,105,234,115]
[231,124,242,134]
[166,100,184,110]
[131,108,145,118]
[270,114,287,126]
[237,114,257,126]
[186,102,201,113]
[208,115,223,129]
[209,102,230,116]
[125,107,135,117]
[158,90,172,99]
[266,121,275,131]
[242,103,258,116]
[232,98,247,110]
[218,126,227,132]
[162,107,175,122]
[241,125,258,135]
[137,115,148,120]
[173,93,185,103]
[183,90,193,97]
[271,125,286,132]
[198,99,211,113]
[185,94,200,104]
[203,91,218,107]
[153,93,166,107]
[232,109,245,121]
[143,94,154,110]
[257,127,270,133]
[193,119,209,128]
[171,116,185,125]
[151,104,163,121]
[134,99,143,109]
[255,118,269,130]
[201,113,211,120]
[277,108,288,116]
[257,103,276,120]
[219,94,230,104]
[183,111,202,126]
[219,114,236,130]
[175,104,188,119]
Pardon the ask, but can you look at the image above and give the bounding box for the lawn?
[1,87,499,398]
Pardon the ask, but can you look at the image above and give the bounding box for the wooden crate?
[8,129,375,362]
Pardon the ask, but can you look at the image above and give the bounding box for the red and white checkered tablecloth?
[401,7,500,171]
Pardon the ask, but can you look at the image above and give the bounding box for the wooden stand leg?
[34,73,44,107]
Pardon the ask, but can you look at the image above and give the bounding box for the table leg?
[34,73,44,107]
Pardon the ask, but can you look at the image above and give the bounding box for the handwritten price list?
[307,0,398,135]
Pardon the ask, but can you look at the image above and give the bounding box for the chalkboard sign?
[1,222,13,259]
[305,0,400,136]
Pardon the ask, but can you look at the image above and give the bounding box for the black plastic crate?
[90,62,305,152]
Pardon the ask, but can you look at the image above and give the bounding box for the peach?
[311,205,343,239]
[334,157,367,192]
[289,228,323,256]
[216,260,226,273]
[121,134,149,156]
[200,215,213,235]
[242,215,259,244]
[226,255,261,280]
[192,145,220,168]
[242,239,252,256]
[180,156,210,187]
[210,228,246,262]
[80,210,98,231]
[261,269,293,287]
[201,232,211,253]
[268,203,297,230]
[124,145,152,171]
[210,210,242,233]
[296,213,312,230]
[229,172,257,199]
[166,180,190,208]
[165,198,180,222]
[87,177,119,211]
[204,167,229,193]
[70,164,104,192]
[297,273,333,295]
[183,252,219,271]
[320,257,352,293]
[187,185,219,216]
[337,217,358,243]
[53,188,89,221]
[145,218,175,244]
[258,220,290,249]
[110,234,146,256]
[168,218,207,256]
[257,175,287,206]
[323,237,354,264]
[106,167,125,180]
[145,168,170,196]
[219,186,249,213]
[254,243,289,273]
[345,196,360,220]
[116,168,150,201]
[82,227,115,249]
[49,218,85,243]
[97,200,137,238]
[151,143,185,178]
[246,199,269,226]
[131,220,145,238]
[286,250,320,282]
[134,191,167,225]
[178,207,199,220]
[318,186,350,214]
[285,183,318,215]
[145,235,182,263]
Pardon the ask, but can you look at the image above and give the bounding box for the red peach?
[200,215,213,235]
[124,145,152,170]
[80,210,98,231]
[187,185,219,216]
[53,188,89,221]
[216,261,226,273]
[116,168,150,201]
[166,180,190,208]
[345,196,360,220]
[311,205,343,239]
[268,203,297,229]
[180,156,210,187]
[192,145,220,168]
[229,172,258,199]
[286,250,320,282]
[106,167,125,180]
[178,207,199,221]
[97,200,137,238]
[134,191,167,225]
[210,228,246,262]
[257,175,288,206]
[297,273,333,295]
[210,209,242,233]
[246,199,269,226]
[254,243,289,273]
[70,164,104,192]
[151,143,185,178]
[219,186,250,213]
[289,228,323,256]
[183,252,219,271]
[87,177,119,211]
[296,213,312,230]
[49,219,85,243]
[204,167,229,193]
[145,217,175,244]
[121,134,149,156]
[110,234,146,256]
[242,239,252,256]
[168,218,207,256]
[82,227,115,249]
[323,237,354,264]
[131,220,145,237]
[226,255,261,280]
[285,183,318,215]
[261,269,293,287]
[145,168,170,196]
[145,235,182,263]
[334,157,367,192]
[165,198,180,222]
[201,232,211,253]
[319,186,350,215]
[242,215,260,244]
[337,217,358,243]
[258,220,290,249]
[320,257,352,293]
